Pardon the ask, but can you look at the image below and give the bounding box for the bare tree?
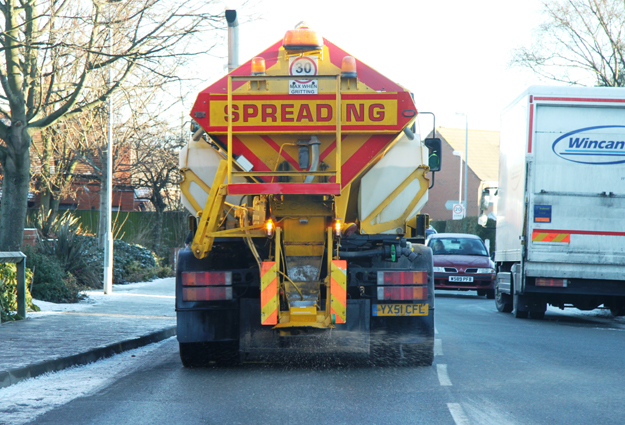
[0,0,223,250]
[30,119,85,236]
[130,121,183,257]
[511,0,625,87]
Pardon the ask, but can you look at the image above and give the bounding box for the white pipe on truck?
[226,9,239,73]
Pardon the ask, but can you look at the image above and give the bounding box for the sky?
[185,0,555,134]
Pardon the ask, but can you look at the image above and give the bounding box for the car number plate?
[449,276,473,282]
[373,304,428,316]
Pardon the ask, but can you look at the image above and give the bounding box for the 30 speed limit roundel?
[289,56,318,83]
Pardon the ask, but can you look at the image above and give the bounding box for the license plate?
[373,304,428,316]
[449,276,473,282]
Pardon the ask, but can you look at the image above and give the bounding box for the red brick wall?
[35,184,136,212]
[22,228,39,247]
[420,137,482,221]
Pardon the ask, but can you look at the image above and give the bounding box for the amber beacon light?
[251,57,266,75]
[283,22,323,51]
[341,56,357,78]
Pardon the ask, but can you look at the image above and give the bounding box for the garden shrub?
[0,263,39,322]
[24,247,83,303]
[18,210,174,305]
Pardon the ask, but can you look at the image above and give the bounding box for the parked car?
[426,233,496,298]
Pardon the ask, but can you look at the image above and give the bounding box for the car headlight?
[476,268,495,274]
[433,267,446,273]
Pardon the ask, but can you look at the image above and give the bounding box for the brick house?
[31,145,138,212]
[421,127,499,221]
[0,134,140,212]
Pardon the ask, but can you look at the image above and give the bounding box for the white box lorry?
[494,86,625,318]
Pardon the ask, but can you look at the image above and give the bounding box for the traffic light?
[424,138,442,172]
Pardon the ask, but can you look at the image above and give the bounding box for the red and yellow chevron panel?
[260,261,278,325]
[330,260,347,324]
[532,231,570,243]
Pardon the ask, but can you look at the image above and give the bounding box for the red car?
[426,233,496,298]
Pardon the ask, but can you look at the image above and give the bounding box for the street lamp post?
[103,1,118,295]
[463,115,468,218]
[456,112,469,219]
[452,150,463,206]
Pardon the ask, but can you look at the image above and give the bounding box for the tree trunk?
[0,124,31,251]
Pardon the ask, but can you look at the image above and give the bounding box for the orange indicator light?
[251,57,266,75]
[335,220,341,237]
[265,219,274,237]
[341,56,357,78]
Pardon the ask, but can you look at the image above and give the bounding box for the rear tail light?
[535,278,567,287]
[378,271,427,285]
[378,286,427,301]
[377,271,428,300]
[181,271,232,301]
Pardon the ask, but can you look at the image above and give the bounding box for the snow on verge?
[0,337,175,425]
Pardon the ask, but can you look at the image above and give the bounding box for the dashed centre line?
[447,403,470,425]
[437,364,452,386]
[434,338,443,356]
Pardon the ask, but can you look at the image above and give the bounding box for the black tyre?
[179,341,239,367]
[370,339,398,366]
[610,306,625,317]
[401,340,434,367]
[529,311,545,319]
[477,289,486,297]
[211,341,240,365]
[495,285,513,313]
[486,289,495,300]
[179,342,207,368]
[513,308,528,319]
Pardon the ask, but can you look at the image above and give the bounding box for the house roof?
[435,127,499,182]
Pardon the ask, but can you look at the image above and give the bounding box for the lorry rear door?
[528,103,625,273]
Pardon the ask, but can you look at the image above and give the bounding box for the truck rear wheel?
[529,311,545,319]
[610,306,625,317]
[513,293,529,318]
[179,342,206,368]
[400,340,434,367]
[495,284,512,313]
[179,341,239,367]
[371,340,434,367]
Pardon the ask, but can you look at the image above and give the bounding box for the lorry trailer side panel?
[495,86,625,315]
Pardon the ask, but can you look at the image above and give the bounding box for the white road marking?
[435,326,439,334]
[447,403,470,425]
[437,364,452,386]
[434,338,443,356]
[462,397,521,425]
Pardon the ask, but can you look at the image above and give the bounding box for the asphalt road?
[23,292,625,425]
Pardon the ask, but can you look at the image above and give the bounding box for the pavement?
[0,278,176,389]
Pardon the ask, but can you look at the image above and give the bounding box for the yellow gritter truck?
[176,23,442,366]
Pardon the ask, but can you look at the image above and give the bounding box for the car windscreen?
[428,237,488,256]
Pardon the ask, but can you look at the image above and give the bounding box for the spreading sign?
[201,93,407,134]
